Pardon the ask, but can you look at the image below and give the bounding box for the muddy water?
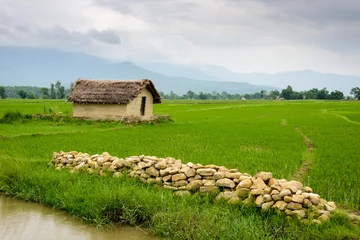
[0,195,157,240]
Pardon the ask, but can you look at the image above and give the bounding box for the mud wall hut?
[68,79,161,120]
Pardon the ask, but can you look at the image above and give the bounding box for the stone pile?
[50,151,336,224]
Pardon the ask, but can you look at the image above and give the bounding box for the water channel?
[0,195,157,240]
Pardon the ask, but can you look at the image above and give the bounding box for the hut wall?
[73,103,127,120]
[126,88,154,119]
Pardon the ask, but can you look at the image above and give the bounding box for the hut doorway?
[140,97,146,116]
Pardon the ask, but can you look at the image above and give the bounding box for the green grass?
[0,99,360,239]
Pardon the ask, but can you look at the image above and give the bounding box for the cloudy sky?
[1,0,360,75]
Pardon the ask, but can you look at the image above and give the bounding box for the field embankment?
[0,99,360,239]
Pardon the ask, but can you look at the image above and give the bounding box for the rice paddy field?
[0,99,360,239]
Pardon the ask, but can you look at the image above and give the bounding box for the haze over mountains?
[1,47,359,95]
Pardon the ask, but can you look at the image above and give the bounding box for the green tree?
[55,81,65,99]
[0,86,7,99]
[17,90,27,99]
[350,87,360,100]
[329,90,344,100]
[280,85,293,99]
[40,87,49,99]
[50,83,56,99]
[316,88,329,99]
[269,90,280,99]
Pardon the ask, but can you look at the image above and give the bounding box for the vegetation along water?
[0,99,360,239]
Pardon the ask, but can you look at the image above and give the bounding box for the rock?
[296,190,302,195]
[173,191,191,197]
[228,196,241,205]
[262,201,274,210]
[214,172,226,180]
[137,161,147,169]
[272,194,282,201]
[174,160,182,169]
[303,199,312,208]
[160,169,170,176]
[255,195,264,207]
[250,177,267,190]
[205,164,219,170]
[184,168,196,177]
[312,219,321,225]
[194,175,202,180]
[192,163,204,169]
[327,201,336,209]
[163,175,172,182]
[309,194,320,205]
[199,186,219,194]
[242,197,253,207]
[272,201,288,210]
[163,185,178,191]
[324,203,335,213]
[318,213,330,222]
[187,162,194,168]
[169,169,179,175]
[215,192,236,201]
[146,167,160,177]
[172,173,187,182]
[155,160,167,170]
[238,179,252,189]
[279,189,292,198]
[302,186,313,193]
[147,178,156,184]
[196,168,217,176]
[267,178,277,186]
[263,194,272,202]
[173,180,188,187]
[292,195,305,204]
[255,171,273,182]
[216,178,236,188]
[250,189,264,195]
[155,177,163,184]
[302,192,310,199]
[271,185,282,192]
[203,179,216,186]
[281,180,303,189]
[271,190,279,195]
[287,202,303,210]
[236,188,250,198]
[263,187,271,194]
[218,166,229,172]
[293,209,306,219]
[284,196,292,203]
[225,172,241,179]
[287,186,298,194]
[187,180,203,190]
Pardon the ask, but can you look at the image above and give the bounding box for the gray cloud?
[0,0,359,75]
[88,29,121,44]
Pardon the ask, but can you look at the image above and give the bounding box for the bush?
[0,110,24,123]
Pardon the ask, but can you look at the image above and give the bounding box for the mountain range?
[0,46,359,95]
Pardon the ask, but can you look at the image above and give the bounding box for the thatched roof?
[68,79,161,104]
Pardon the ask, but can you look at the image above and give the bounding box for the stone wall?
[50,151,336,224]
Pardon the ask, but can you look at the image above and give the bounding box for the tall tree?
[329,90,344,100]
[50,83,56,99]
[350,87,360,99]
[280,85,293,99]
[40,87,49,99]
[0,86,7,99]
[17,90,27,99]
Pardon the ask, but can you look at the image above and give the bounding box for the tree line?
[0,83,359,100]
[0,81,73,99]
[160,86,360,100]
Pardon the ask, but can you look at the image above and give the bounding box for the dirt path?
[293,126,316,181]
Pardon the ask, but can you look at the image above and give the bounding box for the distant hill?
[139,62,359,95]
[0,47,277,94]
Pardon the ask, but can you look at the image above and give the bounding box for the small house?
[68,79,161,120]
